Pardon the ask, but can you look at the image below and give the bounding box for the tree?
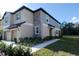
[61,22,75,35]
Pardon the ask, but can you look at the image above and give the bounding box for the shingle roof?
[48,24,55,27]
[7,21,25,29]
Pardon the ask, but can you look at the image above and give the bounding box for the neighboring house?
[2,6,61,42]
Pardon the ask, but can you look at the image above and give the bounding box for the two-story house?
[2,6,61,42]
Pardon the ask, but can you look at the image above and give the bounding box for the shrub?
[53,36,62,38]
[19,37,43,46]
[43,36,53,41]
[5,44,14,56]
[0,42,7,53]
[14,38,17,43]
[13,45,31,56]
[19,38,30,46]
[0,42,32,56]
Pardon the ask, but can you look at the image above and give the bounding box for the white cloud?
[69,17,79,23]
[72,17,77,20]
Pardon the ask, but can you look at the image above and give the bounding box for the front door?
[4,32,7,40]
[11,30,15,41]
[49,28,52,36]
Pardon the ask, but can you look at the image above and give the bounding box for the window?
[16,12,21,20]
[4,16,8,23]
[46,15,49,23]
[5,19,8,23]
[46,19,48,22]
[35,26,39,34]
[56,30,59,34]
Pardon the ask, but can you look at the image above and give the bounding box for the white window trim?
[35,25,39,34]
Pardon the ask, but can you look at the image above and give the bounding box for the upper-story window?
[4,16,8,23]
[5,20,8,23]
[46,19,48,22]
[46,15,49,24]
[16,12,21,20]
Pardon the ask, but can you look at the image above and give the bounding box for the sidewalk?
[31,39,60,53]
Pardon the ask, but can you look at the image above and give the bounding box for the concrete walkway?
[2,41,15,45]
[2,39,60,53]
[31,39,60,53]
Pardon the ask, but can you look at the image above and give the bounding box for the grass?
[32,36,79,56]
[63,35,79,38]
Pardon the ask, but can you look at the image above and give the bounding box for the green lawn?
[32,36,79,56]
[63,35,79,38]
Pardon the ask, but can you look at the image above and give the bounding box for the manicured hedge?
[19,37,43,46]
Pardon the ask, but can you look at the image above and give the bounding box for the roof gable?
[2,12,12,19]
[2,6,34,19]
[34,8,60,24]
[12,6,34,14]
[2,6,60,24]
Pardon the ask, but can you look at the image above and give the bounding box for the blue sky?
[26,3,79,23]
[0,2,79,23]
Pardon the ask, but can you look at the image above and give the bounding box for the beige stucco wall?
[34,11,41,25]
[0,20,3,30]
[33,11,42,37]
[3,13,12,40]
[13,11,22,24]
[6,31,11,41]
[40,10,60,38]
[13,9,33,24]
[41,24,49,38]
[40,11,60,28]
[22,9,33,24]
[10,14,14,25]
[20,23,33,38]
[41,23,60,38]
[12,9,34,38]
[40,11,50,38]
[20,9,33,38]
[3,12,12,29]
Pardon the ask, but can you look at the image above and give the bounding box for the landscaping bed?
[18,36,57,47]
[0,36,60,56]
